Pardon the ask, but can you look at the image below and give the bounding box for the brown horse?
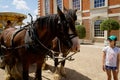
[44,8,80,80]
[0,7,80,80]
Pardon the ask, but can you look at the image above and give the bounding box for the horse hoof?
[53,74,61,80]
[60,71,66,78]
[60,67,66,77]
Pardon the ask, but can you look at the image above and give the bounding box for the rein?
[69,34,77,40]
[46,38,76,65]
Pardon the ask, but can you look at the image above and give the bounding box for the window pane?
[57,0,62,10]
[72,0,80,10]
[94,20,104,37]
[94,0,105,8]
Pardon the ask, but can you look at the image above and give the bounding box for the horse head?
[64,8,80,52]
[34,6,80,52]
[56,6,73,49]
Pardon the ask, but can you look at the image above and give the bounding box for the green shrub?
[76,25,86,39]
[100,19,120,31]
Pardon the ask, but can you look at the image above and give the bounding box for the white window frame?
[94,0,105,8]
[90,0,108,9]
[94,20,104,37]
[69,0,81,11]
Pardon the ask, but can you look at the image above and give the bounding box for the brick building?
[38,0,120,42]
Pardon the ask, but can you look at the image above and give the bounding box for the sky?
[0,0,38,24]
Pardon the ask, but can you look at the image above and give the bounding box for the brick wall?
[82,19,90,39]
[82,12,90,17]
[82,0,90,10]
[38,0,120,42]
[108,8,120,14]
[50,0,53,14]
[63,0,69,9]
[108,0,120,6]
[39,0,44,16]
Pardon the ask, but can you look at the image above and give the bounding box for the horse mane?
[34,14,59,32]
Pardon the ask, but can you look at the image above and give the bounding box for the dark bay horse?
[0,7,80,80]
[44,9,80,79]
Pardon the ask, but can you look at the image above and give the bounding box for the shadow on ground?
[80,43,94,45]
[61,68,91,80]
[29,64,91,80]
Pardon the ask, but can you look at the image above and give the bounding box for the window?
[94,20,104,37]
[72,0,80,10]
[57,0,62,10]
[45,0,50,15]
[94,0,105,8]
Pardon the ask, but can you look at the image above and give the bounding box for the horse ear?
[63,6,68,12]
[75,9,77,13]
[57,6,65,20]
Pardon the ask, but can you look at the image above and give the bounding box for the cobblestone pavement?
[0,43,120,80]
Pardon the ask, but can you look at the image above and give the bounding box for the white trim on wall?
[80,0,82,11]
[109,5,120,9]
[62,0,63,11]
[108,13,120,17]
[53,0,57,14]
[69,0,72,9]
[82,10,90,13]
[82,17,90,20]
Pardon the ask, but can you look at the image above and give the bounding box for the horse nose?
[76,47,80,52]
[77,48,80,52]
[75,46,80,52]
[71,46,80,52]
[71,36,80,52]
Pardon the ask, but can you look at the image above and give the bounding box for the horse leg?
[5,55,18,80]
[60,54,67,77]
[53,57,61,80]
[22,63,29,80]
[5,64,14,80]
[42,59,49,70]
[35,64,42,80]
[54,57,59,73]
[11,63,22,80]
[35,58,44,80]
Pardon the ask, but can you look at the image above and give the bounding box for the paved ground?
[0,43,120,80]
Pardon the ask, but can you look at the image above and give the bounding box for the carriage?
[0,12,27,33]
[0,12,27,68]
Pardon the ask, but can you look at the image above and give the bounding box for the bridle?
[65,12,78,40]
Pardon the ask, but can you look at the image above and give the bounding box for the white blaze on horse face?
[68,28,80,52]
